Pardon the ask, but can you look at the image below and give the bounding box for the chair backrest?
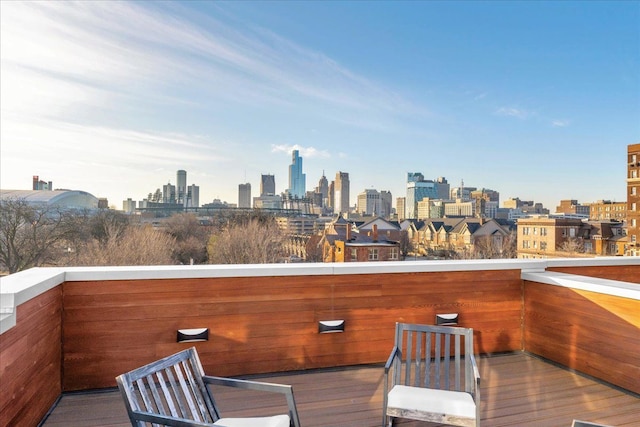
[391,323,475,394]
[116,347,220,426]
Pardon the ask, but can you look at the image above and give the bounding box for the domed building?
[0,189,99,210]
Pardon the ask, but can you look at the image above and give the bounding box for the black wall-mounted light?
[435,313,459,326]
[177,328,209,343]
[318,320,345,333]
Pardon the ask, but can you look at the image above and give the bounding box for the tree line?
[0,199,287,274]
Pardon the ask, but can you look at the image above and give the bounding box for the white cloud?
[270,144,331,159]
[495,107,533,119]
[551,119,570,127]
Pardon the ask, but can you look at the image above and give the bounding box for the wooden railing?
[1,258,638,426]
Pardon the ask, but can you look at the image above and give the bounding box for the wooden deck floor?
[41,352,639,427]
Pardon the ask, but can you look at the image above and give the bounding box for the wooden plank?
[0,286,63,427]
[41,353,640,427]
[62,270,524,390]
[524,281,640,394]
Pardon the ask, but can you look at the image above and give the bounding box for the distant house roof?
[0,189,99,210]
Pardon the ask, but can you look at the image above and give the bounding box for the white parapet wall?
[1,257,639,334]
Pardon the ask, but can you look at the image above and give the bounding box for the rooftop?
[1,257,639,426]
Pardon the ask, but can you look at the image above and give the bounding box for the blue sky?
[1,1,638,210]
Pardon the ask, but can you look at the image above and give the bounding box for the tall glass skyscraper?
[406,172,439,219]
[288,150,306,198]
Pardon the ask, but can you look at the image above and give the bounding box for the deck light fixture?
[435,313,459,326]
[177,328,209,343]
[318,320,345,333]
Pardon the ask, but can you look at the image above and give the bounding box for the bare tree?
[558,237,585,255]
[0,199,74,273]
[73,224,175,266]
[397,230,414,260]
[472,231,517,259]
[164,213,210,264]
[208,218,286,264]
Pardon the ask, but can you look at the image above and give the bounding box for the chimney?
[346,224,351,241]
[372,224,378,242]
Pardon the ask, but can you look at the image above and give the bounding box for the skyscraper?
[162,183,176,204]
[176,170,187,206]
[261,174,276,196]
[187,184,199,208]
[406,172,438,219]
[334,171,350,214]
[317,172,328,205]
[238,183,251,208]
[288,150,306,198]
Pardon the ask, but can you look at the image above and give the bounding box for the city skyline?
[1,1,638,209]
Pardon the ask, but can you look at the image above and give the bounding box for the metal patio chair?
[116,347,301,427]
[383,322,480,427]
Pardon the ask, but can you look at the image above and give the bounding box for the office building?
[261,174,276,196]
[288,150,306,198]
[556,200,590,217]
[434,177,450,200]
[238,183,251,208]
[187,184,199,208]
[334,172,350,214]
[162,183,176,204]
[406,173,439,219]
[176,170,187,206]
[316,172,329,207]
[123,198,136,213]
[357,189,381,216]
[628,143,640,255]
[396,197,406,220]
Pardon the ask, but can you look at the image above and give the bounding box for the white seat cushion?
[387,385,476,419]
[213,414,290,427]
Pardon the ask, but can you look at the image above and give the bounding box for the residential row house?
[405,217,516,258]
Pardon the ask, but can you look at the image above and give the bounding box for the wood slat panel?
[524,281,640,394]
[62,270,523,390]
[41,353,640,427]
[0,287,63,427]
[58,266,637,392]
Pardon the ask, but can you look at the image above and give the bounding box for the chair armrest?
[131,410,213,427]
[384,346,401,373]
[204,375,291,394]
[203,376,301,427]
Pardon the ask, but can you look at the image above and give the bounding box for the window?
[368,248,379,261]
[533,227,538,235]
[522,240,530,249]
[569,228,576,237]
[522,227,530,235]
[533,241,538,249]
[540,242,547,250]
[632,187,637,196]
[632,219,637,227]
[540,228,547,236]
[390,247,398,260]
[632,203,637,212]
[350,248,357,261]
